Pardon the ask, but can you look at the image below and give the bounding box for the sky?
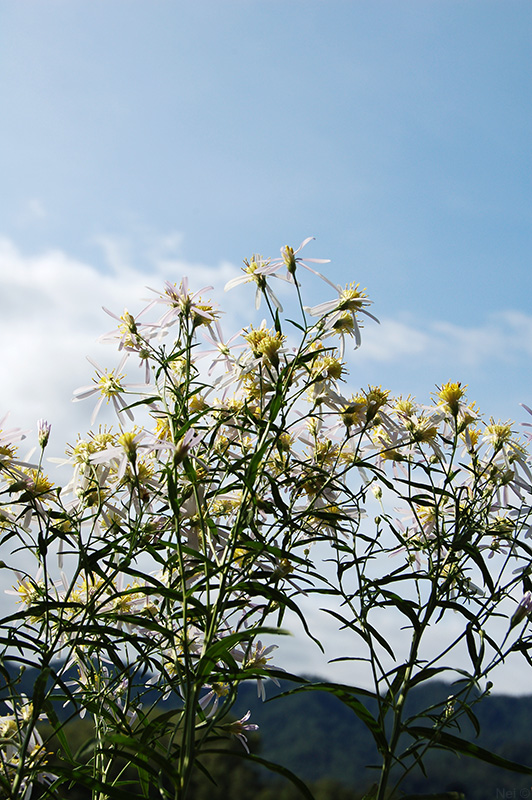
[0,1,531,694]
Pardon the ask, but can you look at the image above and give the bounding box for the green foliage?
[1,239,532,800]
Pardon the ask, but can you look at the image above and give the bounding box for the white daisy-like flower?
[233,640,281,701]
[146,277,216,330]
[278,237,332,286]
[306,281,379,348]
[88,428,176,480]
[224,710,259,753]
[73,355,152,425]
[196,320,244,375]
[225,253,286,311]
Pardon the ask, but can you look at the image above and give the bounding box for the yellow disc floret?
[337,283,369,312]
[484,419,513,452]
[437,382,467,417]
[243,325,285,366]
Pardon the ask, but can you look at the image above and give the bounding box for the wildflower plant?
[1,240,532,799]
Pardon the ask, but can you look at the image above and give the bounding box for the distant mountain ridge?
[2,662,531,799]
[231,677,532,799]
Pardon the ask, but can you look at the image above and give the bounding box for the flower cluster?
[2,239,532,799]
[0,699,52,799]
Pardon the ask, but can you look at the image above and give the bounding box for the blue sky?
[2,1,530,415]
[1,1,531,691]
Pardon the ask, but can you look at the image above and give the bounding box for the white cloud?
[352,318,432,362]
[0,235,240,456]
[351,310,532,368]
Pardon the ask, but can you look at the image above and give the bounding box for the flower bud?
[37,419,51,449]
[510,591,532,629]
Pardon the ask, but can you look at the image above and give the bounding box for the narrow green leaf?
[407,725,532,773]
[203,747,316,800]
[278,681,387,753]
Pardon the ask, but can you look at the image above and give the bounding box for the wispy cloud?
[0,235,239,453]
[352,310,532,368]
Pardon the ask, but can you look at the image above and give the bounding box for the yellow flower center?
[311,354,344,381]
[437,381,466,416]
[408,416,439,443]
[338,283,368,311]
[97,370,125,399]
[485,419,513,450]
[244,326,285,364]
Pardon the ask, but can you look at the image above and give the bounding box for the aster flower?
[305,347,347,405]
[7,467,55,529]
[233,640,281,701]
[223,710,258,753]
[0,697,55,796]
[478,514,514,559]
[147,277,217,330]
[479,418,532,501]
[404,412,444,459]
[5,568,47,621]
[174,428,203,465]
[199,682,230,716]
[99,306,160,381]
[97,573,155,633]
[482,419,516,454]
[389,522,431,572]
[278,237,333,286]
[510,591,532,629]
[242,321,287,370]
[434,382,467,419]
[73,355,152,425]
[88,428,176,480]
[0,413,32,475]
[51,427,116,504]
[225,254,286,311]
[196,320,244,375]
[99,305,159,350]
[306,282,379,348]
[37,419,51,449]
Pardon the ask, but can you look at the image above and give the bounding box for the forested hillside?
[8,664,531,799]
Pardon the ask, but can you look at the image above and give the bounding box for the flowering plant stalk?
[1,239,532,800]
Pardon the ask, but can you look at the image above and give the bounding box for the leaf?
[361,619,396,660]
[395,476,454,499]
[461,542,495,594]
[277,681,387,753]
[407,725,532,774]
[286,317,306,333]
[465,622,480,673]
[203,748,316,800]
[240,580,325,651]
[406,495,439,507]
[197,626,291,681]
[320,608,396,659]
[320,606,358,630]
[273,307,282,335]
[41,699,75,763]
[379,664,407,723]
[380,595,421,634]
[408,667,453,689]
[276,678,379,703]
[461,701,481,739]
[49,764,152,800]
